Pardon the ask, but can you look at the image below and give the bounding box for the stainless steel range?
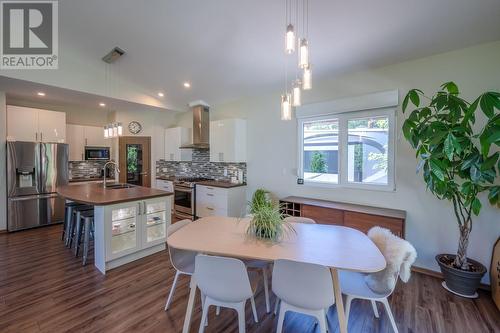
[173,177,212,220]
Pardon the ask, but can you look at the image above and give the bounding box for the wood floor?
[0,225,498,333]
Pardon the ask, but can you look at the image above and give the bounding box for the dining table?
[167,216,387,333]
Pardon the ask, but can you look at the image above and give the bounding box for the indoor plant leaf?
[471,198,482,216]
[441,81,459,95]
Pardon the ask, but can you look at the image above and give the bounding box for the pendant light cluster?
[281,0,311,120]
[104,123,123,138]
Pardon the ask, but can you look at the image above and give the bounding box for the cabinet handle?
[207,193,214,197]
[206,207,214,211]
[138,202,142,215]
[36,132,38,141]
[143,201,147,215]
[206,187,214,190]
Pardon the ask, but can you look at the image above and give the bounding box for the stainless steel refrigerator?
[7,142,69,231]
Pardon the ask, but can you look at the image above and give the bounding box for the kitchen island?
[57,183,173,274]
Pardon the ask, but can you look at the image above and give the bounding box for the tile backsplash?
[156,149,247,182]
[69,161,114,179]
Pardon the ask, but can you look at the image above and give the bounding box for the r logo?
[2,2,52,54]
[1,1,58,68]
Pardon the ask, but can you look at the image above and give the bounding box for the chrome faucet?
[103,161,120,188]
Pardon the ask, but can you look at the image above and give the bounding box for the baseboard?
[412,265,491,291]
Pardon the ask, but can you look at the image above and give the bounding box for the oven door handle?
[174,187,192,193]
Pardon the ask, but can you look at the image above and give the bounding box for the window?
[298,109,395,190]
[302,118,339,184]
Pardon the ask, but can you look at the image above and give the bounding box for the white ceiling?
[5,0,500,110]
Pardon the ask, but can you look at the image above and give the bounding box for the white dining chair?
[272,259,335,333]
[283,216,316,224]
[164,219,197,311]
[340,227,417,333]
[272,216,316,316]
[195,254,259,333]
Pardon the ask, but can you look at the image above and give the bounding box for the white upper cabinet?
[66,124,109,161]
[66,124,86,161]
[84,126,106,147]
[7,105,66,143]
[38,110,66,143]
[6,106,38,142]
[164,127,192,161]
[210,119,246,163]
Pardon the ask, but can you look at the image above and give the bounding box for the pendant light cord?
[284,0,287,93]
[306,0,309,39]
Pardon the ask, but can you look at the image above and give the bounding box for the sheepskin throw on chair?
[365,227,417,294]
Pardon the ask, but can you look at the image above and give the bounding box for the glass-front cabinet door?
[107,203,140,260]
[143,198,168,248]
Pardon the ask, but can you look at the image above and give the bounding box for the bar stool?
[63,202,84,245]
[70,205,94,252]
[79,210,95,266]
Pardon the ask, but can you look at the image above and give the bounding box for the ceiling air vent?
[102,47,125,63]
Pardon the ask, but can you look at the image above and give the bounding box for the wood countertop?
[57,183,172,206]
[155,177,246,188]
[281,196,406,219]
[195,180,246,188]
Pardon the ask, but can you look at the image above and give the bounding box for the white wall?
[0,92,6,230]
[174,41,500,283]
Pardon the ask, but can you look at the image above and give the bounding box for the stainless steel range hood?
[180,101,210,149]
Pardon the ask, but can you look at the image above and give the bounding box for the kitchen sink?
[105,183,136,189]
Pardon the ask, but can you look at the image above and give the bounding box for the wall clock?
[128,121,142,134]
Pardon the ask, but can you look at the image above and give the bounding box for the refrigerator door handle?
[9,194,60,201]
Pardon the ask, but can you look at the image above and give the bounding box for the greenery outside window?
[298,108,395,190]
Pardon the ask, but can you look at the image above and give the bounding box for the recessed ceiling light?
[183,82,191,88]
[157,92,164,97]
[37,92,45,96]
[99,102,106,107]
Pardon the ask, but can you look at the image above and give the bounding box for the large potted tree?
[402,82,500,297]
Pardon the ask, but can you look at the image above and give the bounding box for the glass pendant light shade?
[112,124,118,137]
[299,39,309,68]
[281,93,292,120]
[302,64,312,90]
[285,24,295,54]
[104,125,109,138]
[117,122,123,136]
[292,80,301,107]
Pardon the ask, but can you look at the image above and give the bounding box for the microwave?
[84,146,110,160]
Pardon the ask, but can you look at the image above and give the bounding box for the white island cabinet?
[58,183,173,275]
[94,197,171,273]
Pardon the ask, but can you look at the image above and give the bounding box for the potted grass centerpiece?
[247,189,294,242]
[401,82,500,297]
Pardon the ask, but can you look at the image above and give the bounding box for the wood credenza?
[280,196,406,238]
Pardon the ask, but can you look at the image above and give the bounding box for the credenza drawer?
[301,205,344,226]
[344,211,404,237]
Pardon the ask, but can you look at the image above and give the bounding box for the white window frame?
[297,107,396,191]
